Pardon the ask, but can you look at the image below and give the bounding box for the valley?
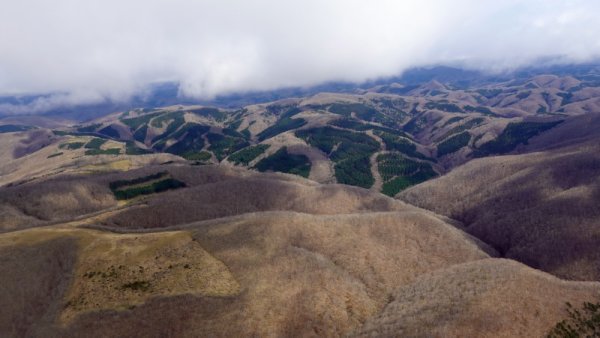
[2,67,600,337]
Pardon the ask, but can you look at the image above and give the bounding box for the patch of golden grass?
[81,159,132,172]
[116,200,129,207]
[100,140,125,152]
[63,135,91,143]
[0,227,240,324]
[0,227,69,247]
[60,229,240,323]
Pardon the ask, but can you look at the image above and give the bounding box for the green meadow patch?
[109,171,186,200]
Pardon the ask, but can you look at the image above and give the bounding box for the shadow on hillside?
[13,130,56,159]
[0,237,77,337]
[102,178,402,230]
[457,153,600,281]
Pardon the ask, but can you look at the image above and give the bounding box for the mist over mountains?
[3,63,600,121]
[4,1,600,337]
[2,0,600,119]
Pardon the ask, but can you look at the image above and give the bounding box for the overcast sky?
[1,0,599,110]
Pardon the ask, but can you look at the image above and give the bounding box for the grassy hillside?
[1,135,600,337]
[207,132,249,161]
[400,135,600,281]
[101,165,419,229]
[163,124,211,160]
[473,120,563,157]
[0,209,491,337]
[109,171,186,200]
[40,71,589,190]
[296,127,380,188]
[354,259,600,337]
[254,147,311,177]
[228,144,270,165]
[0,176,116,231]
[256,117,307,141]
[437,131,471,157]
[377,153,438,196]
[3,69,600,337]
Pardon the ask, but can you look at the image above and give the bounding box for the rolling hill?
[0,163,598,337]
[0,164,494,337]
[6,68,591,197]
[353,259,600,338]
[2,66,600,337]
[399,113,600,281]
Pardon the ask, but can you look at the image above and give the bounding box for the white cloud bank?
[0,0,599,105]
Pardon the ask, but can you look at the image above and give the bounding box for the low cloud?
[1,0,599,113]
[0,91,107,115]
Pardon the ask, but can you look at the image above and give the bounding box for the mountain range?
[1,65,600,337]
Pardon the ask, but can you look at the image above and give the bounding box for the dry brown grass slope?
[2,146,597,336]
[399,127,600,281]
[11,129,58,159]
[0,129,185,187]
[0,236,78,338]
[1,148,182,188]
[519,112,600,152]
[0,115,73,129]
[0,210,491,337]
[0,226,240,337]
[176,211,490,337]
[0,162,460,240]
[0,163,202,232]
[0,176,116,232]
[0,164,324,232]
[353,259,600,338]
[101,165,439,229]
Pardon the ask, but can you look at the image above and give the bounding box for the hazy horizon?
[1,0,600,114]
